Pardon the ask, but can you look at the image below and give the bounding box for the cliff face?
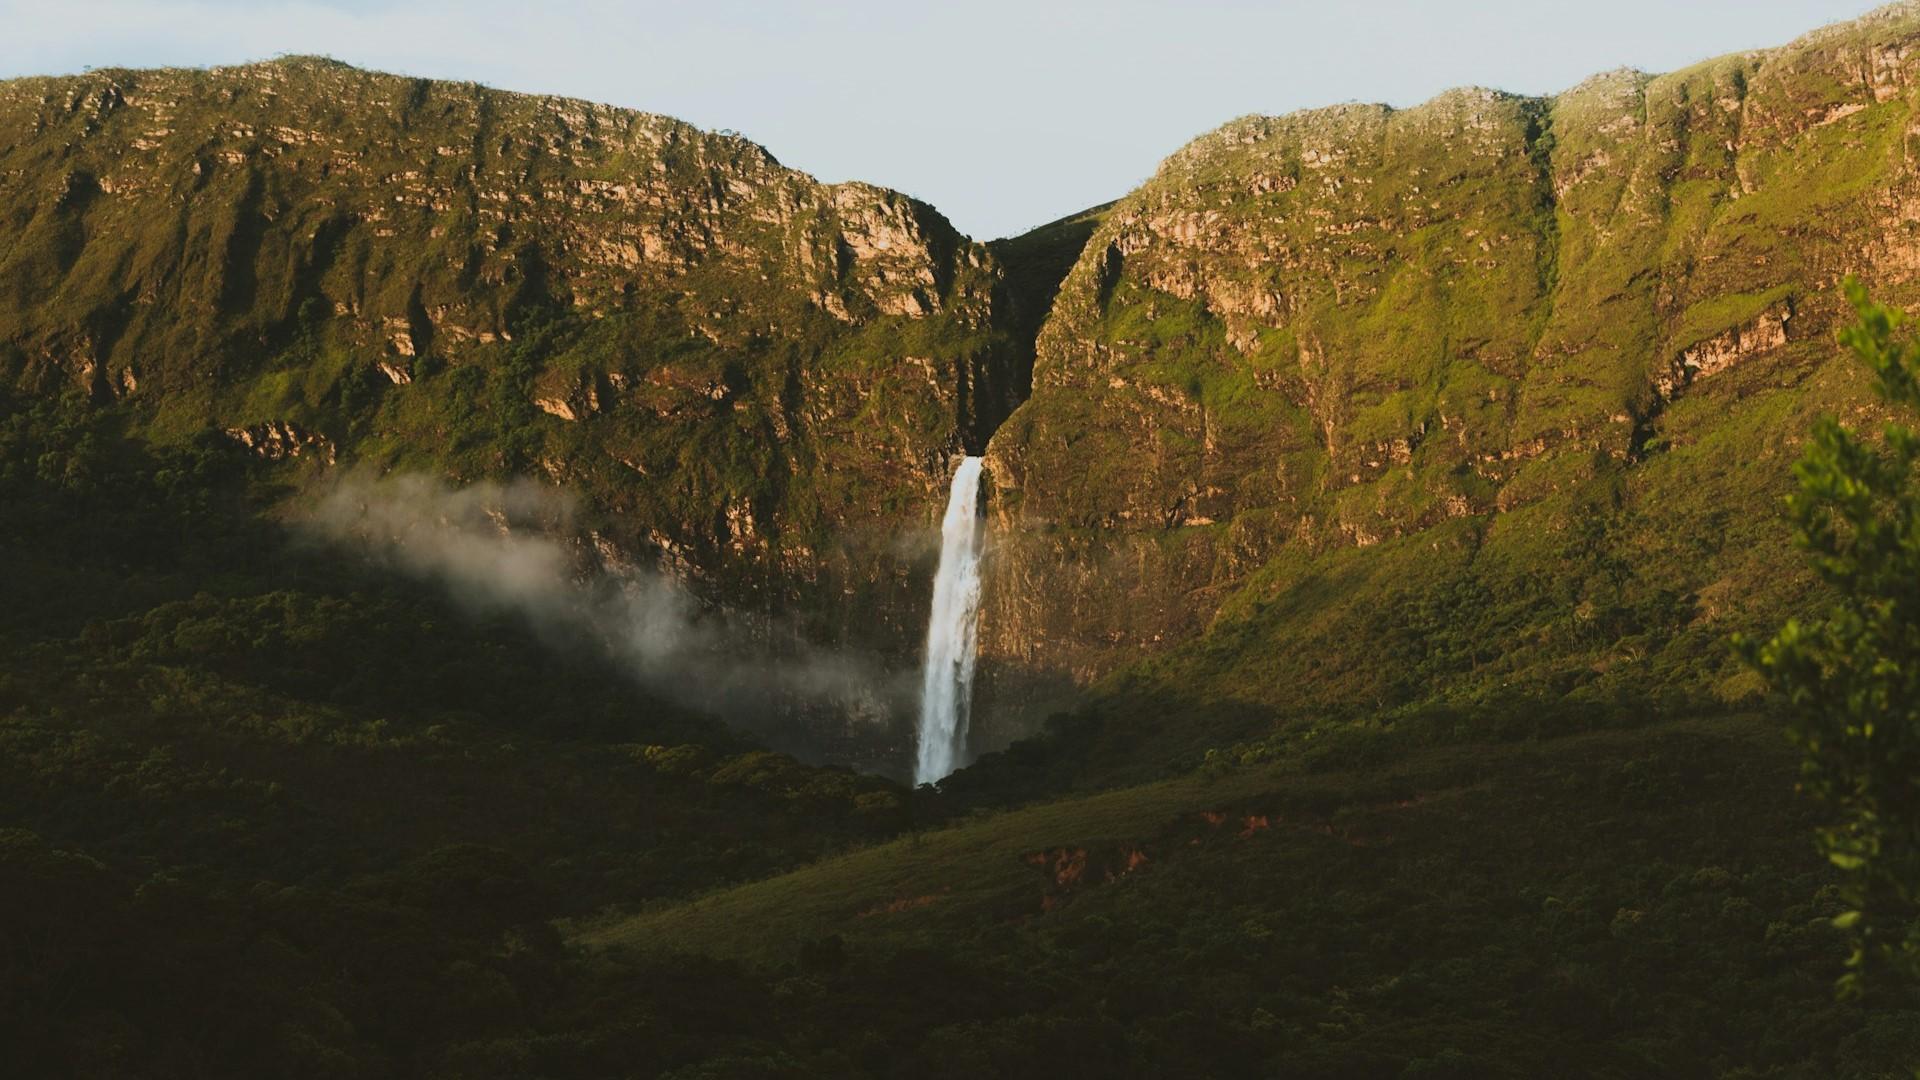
[0,57,1036,763]
[0,58,1020,421]
[974,3,1920,750]
[17,7,1920,772]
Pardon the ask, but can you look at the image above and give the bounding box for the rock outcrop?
[973,1,1920,745]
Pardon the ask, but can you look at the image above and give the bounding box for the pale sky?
[0,0,1891,239]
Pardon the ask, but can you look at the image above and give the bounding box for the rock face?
[16,7,1920,772]
[0,59,1013,413]
[0,57,1031,769]
[973,1,1920,745]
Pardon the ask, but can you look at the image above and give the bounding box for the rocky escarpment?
[0,59,1020,433]
[0,57,1035,767]
[972,1,1920,746]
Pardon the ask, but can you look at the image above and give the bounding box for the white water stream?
[914,456,986,785]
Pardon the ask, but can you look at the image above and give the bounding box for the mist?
[302,473,911,753]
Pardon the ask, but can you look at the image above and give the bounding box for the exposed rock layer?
[975,1,1920,743]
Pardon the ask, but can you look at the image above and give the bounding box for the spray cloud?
[302,473,906,753]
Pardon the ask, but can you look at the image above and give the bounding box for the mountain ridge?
[0,51,1050,769]
[969,0,1920,764]
[8,6,1920,1076]
[8,5,1920,769]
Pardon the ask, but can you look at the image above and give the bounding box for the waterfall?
[914,456,986,785]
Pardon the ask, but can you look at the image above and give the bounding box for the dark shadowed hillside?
[0,55,1045,766]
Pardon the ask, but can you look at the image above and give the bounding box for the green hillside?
[0,56,1035,772]
[971,3,1920,773]
[583,713,1917,1077]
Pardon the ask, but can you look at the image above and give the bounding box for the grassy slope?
[584,713,1917,1076]
[589,718,1799,959]
[973,4,1920,776]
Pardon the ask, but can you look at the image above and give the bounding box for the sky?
[0,0,1892,239]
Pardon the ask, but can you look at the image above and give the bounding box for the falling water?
[914,456,986,785]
